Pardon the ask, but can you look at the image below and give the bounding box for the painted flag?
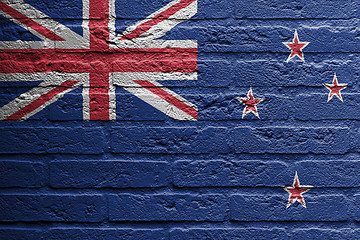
[0,0,359,239]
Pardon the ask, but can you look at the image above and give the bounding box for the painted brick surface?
[46,228,167,240]
[0,0,359,238]
[115,0,232,19]
[229,127,351,154]
[0,229,43,240]
[234,0,358,19]
[0,195,106,222]
[0,127,104,154]
[290,229,350,240]
[109,194,227,221]
[295,161,360,187]
[0,228,167,239]
[170,228,288,240]
[233,58,359,87]
[170,26,360,53]
[294,94,360,120]
[110,127,229,153]
[173,160,290,187]
[50,160,169,188]
[290,229,360,240]
[353,194,360,221]
[230,194,348,221]
[200,95,292,120]
[0,161,46,187]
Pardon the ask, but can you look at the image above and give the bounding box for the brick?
[0,195,105,222]
[46,91,182,121]
[0,161,46,187]
[46,228,167,240]
[0,19,42,41]
[114,0,231,19]
[48,91,289,121]
[166,26,360,53]
[110,127,229,154]
[0,52,89,72]
[290,229,350,240]
[234,0,356,19]
[197,60,231,87]
[115,92,175,121]
[229,127,350,154]
[199,94,291,120]
[109,194,226,221]
[353,195,360,221]
[295,161,360,187]
[0,127,104,154]
[350,230,360,239]
[0,228,43,240]
[230,194,348,221]
[113,60,230,87]
[195,0,232,19]
[173,160,290,187]
[12,0,83,19]
[294,94,360,120]
[232,59,358,87]
[48,92,83,121]
[50,160,169,188]
[115,92,204,121]
[170,228,288,240]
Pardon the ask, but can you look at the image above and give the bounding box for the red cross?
[0,0,197,120]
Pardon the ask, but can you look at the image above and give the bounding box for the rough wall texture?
[1,0,360,239]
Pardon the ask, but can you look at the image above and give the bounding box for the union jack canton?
[0,0,198,121]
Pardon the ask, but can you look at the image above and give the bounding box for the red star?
[323,73,347,102]
[283,30,310,62]
[236,88,264,119]
[284,172,312,208]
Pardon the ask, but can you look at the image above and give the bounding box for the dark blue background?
[0,0,360,239]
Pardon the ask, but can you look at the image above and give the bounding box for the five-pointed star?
[284,172,313,208]
[283,30,310,62]
[236,88,265,119]
[323,73,347,102]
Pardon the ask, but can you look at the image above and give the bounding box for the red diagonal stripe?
[119,0,196,40]
[5,80,79,121]
[0,1,65,41]
[134,80,197,120]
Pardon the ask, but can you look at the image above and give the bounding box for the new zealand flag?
[0,0,359,239]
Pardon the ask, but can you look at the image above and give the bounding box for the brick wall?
[1,0,360,239]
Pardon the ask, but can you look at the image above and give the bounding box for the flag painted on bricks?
[0,0,198,121]
[1,0,360,239]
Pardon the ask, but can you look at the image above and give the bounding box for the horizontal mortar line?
[0,220,356,225]
[199,51,360,54]
[107,220,353,224]
[2,155,360,159]
[232,18,358,21]
[229,220,351,223]
[1,187,359,192]
[114,17,358,21]
[1,152,359,156]
[0,220,231,224]
[0,18,86,20]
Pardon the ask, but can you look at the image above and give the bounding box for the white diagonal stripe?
[110,73,197,120]
[0,73,88,120]
[134,1,197,41]
[123,86,197,121]
[110,0,197,46]
[0,0,89,49]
